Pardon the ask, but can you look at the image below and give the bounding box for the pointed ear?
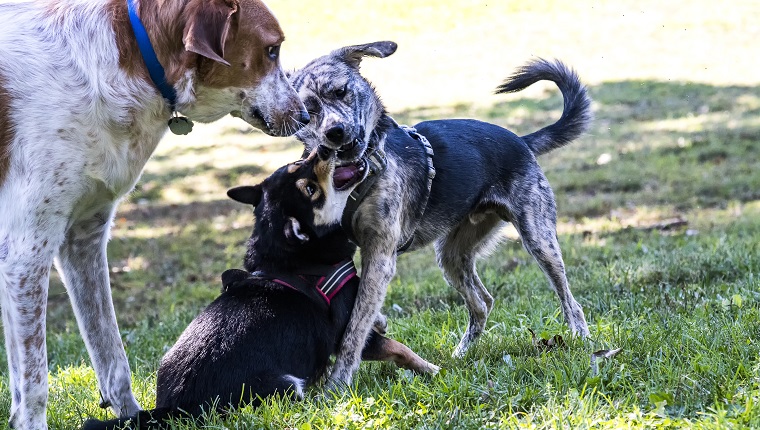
[284,217,309,244]
[332,41,397,68]
[227,185,262,206]
[183,0,239,66]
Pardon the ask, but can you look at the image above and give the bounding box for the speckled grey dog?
[290,41,592,389]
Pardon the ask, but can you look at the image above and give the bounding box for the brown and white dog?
[0,0,307,429]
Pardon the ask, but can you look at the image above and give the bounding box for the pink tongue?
[333,165,358,188]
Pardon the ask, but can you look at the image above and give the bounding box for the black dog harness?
[340,124,436,253]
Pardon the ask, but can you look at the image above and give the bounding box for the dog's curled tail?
[80,408,177,430]
[495,58,592,156]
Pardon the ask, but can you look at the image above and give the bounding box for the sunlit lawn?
[1,0,760,428]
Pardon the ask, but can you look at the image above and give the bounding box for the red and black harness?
[248,259,357,306]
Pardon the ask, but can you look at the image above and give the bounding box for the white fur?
[0,1,299,429]
[313,185,353,227]
[281,374,306,399]
[312,161,355,227]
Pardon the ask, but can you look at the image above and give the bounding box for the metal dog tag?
[168,116,194,135]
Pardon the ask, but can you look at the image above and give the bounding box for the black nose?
[297,110,310,125]
[325,124,346,145]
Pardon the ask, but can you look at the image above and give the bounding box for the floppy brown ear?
[284,217,310,244]
[333,41,398,68]
[183,0,239,66]
[227,185,262,206]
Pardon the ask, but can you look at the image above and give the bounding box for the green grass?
[2,0,760,428]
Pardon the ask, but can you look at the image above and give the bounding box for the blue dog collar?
[127,0,194,134]
[127,0,177,110]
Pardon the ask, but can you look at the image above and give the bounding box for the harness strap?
[340,123,436,254]
[341,149,387,245]
[315,259,356,303]
[396,125,436,253]
[248,259,357,306]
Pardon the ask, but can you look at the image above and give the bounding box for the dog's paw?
[419,361,441,375]
[372,313,388,335]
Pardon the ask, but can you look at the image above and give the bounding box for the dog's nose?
[297,110,310,125]
[325,124,346,145]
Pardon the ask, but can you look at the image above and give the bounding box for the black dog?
[82,153,437,430]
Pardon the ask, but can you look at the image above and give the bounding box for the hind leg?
[435,213,504,358]
[505,176,589,337]
[361,330,439,374]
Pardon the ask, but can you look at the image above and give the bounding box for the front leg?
[328,239,398,389]
[1,244,55,430]
[54,207,141,418]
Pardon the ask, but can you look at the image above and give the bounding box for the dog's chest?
[82,112,168,197]
[1,2,170,198]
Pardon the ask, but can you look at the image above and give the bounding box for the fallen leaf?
[528,328,566,351]
[590,348,623,376]
[638,217,688,232]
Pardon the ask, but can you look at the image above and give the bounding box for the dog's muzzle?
[337,138,360,155]
[332,158,368,191]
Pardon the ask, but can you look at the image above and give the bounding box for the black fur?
[495,58,592,155]
[81,155,436,430]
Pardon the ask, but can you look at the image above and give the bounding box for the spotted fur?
[290,42,592,389]
[0,1,307,428]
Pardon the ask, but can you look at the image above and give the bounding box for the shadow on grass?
[132,79,760,219]
[5,78,759,371]
[131,163,269,203]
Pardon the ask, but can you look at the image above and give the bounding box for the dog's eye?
[333,85,347,99]
[267,45,280,61]
[304,183,316,196]
[296,178,320,199]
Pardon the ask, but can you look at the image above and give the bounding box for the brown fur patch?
[105,0,152,81]
[111,0,284,91]
[0,73,12,186]
[186,0,285,89]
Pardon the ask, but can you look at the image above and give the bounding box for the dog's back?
[413,119,534,212]
[158,269,358,412]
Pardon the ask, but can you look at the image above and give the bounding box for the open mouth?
[333,158,368,191]
[337,138,361,156]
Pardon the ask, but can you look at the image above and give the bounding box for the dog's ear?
[284,217,310,244]
[183,0,239,66]
[334,41,398,68]
[227,185,262,206]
